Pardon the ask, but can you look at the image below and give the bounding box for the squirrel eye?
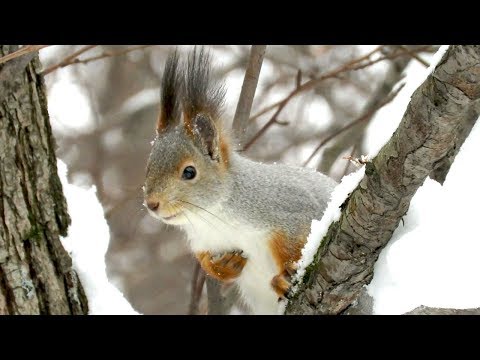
[182,166,197,180]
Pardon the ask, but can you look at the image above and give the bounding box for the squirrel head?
[144,47,231,225]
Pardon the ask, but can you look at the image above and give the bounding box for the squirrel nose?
[146,200,160,211]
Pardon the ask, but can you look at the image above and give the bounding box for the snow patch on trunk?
[58,160,140,315]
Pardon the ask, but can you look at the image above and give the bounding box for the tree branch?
[343,289,480,315]
[286,45,480,315]
[406,306,480,315]
[41,45,154,75]
[0,45,49,65]
[244,46,431,151]
[232,45,266,144]
[205,277,238,315]
[317,45,419,175]
[398,45,430,67]
[0,46,39,103]
[188,262,206,315]
[41,45,97,75]
[429,105,479,184]
[303,83,404,166]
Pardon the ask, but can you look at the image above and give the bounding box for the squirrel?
[143,47,337,314]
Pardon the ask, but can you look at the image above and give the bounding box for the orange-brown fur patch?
[269,230,307,298]
[269,231,304,272]
[219,134,231,169]
[157,110,168,133]
[271,274,291,298]
[196,251,247,282]
[183,115,195,137]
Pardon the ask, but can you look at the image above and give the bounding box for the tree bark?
[406,306,480,315]
[286,45,480,315]
[0,45,88,314]
[343,290,480,315]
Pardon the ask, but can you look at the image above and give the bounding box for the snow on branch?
[57,160,139,315]
[286,45,480,315]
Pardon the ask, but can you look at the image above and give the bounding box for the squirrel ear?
[189,114,220,161]
[182,47,225,161]
[157,50,182,133]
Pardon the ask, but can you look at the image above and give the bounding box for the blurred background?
[38,45,437,314]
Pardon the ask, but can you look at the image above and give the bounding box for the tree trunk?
[286,45,480,315]
[0,45,88,314]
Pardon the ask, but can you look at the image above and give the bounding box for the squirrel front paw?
[196,250,247,282]
[271,262,297,300]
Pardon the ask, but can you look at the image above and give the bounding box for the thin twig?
[244,47,384,150]
[188,262,206,315]
[42,45,155,75]
[41,45,98,75]
[398,45,430,67]
[232,45,267,144]
[243,95,291,150]
[0,45,49,65]
[303,83,405,166]
[341,144,358,178]
[244,46,430,151]
[248,46,384,122]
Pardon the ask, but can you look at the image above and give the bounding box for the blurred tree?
[0,45,88,314]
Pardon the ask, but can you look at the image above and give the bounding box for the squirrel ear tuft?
[182,46,225,126]
[190,114,220,161]
[157,49,182,134]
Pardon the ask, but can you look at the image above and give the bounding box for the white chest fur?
[182,207,281,314]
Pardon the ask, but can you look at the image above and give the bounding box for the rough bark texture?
[286,45,480,315]
[406,306,480,315]
[0,45,88,314]
[428,105,478,184]
[344,290,480,315]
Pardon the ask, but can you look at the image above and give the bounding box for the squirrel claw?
[271,274,292,300]
[198,250,247,282]
[272,263,297,300]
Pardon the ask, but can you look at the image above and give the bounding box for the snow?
[57,160,140,315]
[368,119,480,314]
[363,44,480,314]
[291,165,366,290]
[47,71,95,135]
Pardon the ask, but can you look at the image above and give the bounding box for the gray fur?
[146,47,337,239]
[145,122,337,239]
[224,154,337,238]
[144,126,231,208]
